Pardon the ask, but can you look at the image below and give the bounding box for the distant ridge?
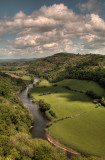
[0,58,38,63]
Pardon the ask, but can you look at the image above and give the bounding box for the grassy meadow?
[49,108,105,156]
[1,64,32,82]
[31,79,105,156]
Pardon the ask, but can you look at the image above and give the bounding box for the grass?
[1,67,32,82]
[48,108,105,156]
[31,79,105,156]
[22,75,31,81]
[2,69,26,74]
[56,79,105,96]
[31,79,104,118]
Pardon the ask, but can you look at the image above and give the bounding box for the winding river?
[19,77,49,139]
[19,77,79,157]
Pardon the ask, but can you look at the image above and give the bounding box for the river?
[19,77,49,139]
[19,77,78,158]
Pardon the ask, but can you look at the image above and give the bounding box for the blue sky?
[0,0,84,17]
[0,0,105,58]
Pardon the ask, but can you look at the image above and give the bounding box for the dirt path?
[6,73,24,80]
[46,134,81,156]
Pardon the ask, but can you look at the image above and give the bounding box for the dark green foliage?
[49,110,56,118]
[52,84,58,87]
[86,91,101,99]
[31,76,34,83]
[0,73,33,159]
[1,132,69,160]
[27,53,105,90]
[101,97,105,106]
[39,99,51,112]
[0,135,9,156]
[0,72,26,101]
[99,78,105,88]
[28,88,32,98]
[0,72,70,160]
[34,141,53,160]
[33,79,42,88]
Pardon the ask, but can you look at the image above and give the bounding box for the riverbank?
[46,131,81,156]
[30,78,105,157]
[19,77,49,139]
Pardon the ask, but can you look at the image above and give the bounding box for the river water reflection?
[19,77,49,139]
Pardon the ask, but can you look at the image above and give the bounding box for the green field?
[31,79,105,156]
[1,66,32,82]
[49,108,105,156]
[21,75,31,81]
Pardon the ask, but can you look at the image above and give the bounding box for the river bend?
[19,77,48,139]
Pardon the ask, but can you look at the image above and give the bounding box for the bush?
[34,143,52,160]
[27,88,32,98]
[52,84,58,87]
[86,91,100,99]
[49,110,56,118]
[39,99,51,112]
[101,97,105,106]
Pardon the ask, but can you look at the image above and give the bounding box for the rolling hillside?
[28,53,105,86]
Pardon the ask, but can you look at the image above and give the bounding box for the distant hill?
[28,52,105,87]
[0,58,37,63]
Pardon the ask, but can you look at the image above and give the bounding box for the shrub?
[86,91,100,99]
[52,84,58,87]
[101,97,105,106]
[39,99,51,112]
[27,88,32,98]
[49,110,56,118]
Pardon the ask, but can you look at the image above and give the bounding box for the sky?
[0,0,105,59]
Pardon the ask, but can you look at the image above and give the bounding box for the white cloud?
[0,3,105,58]
[90,14,105,31]
[14,11,26,19]
[43,43,58,48]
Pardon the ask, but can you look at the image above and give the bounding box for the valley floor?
[31,79,105,157]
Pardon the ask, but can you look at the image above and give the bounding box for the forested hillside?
[0,72,70,160]
[28,53,105,88]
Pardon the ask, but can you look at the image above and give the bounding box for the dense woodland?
[0,72,70,160]
[28,53,105,87]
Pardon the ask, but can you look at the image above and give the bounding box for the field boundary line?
[46,134,81,156]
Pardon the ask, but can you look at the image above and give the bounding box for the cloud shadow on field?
[31,85,94,103]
